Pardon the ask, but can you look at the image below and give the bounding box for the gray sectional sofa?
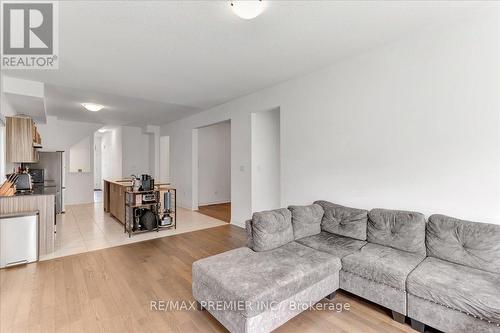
[192,201,500,333]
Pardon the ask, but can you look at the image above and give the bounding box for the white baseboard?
[230,220,245,228]
[198,200,230,206]
[177,203,193,210]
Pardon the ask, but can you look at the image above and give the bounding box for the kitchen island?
[103,180,131,224]
[0,192,56,256]
[103,179,172,225]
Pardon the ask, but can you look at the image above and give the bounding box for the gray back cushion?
[314,201,368,241]
[367,208,426,254]
[288,204,324,239]
[427,214,500,274]
[251,208,294,252]
[245,220,254,249]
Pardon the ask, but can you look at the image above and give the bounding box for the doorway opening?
[251,107,281,213]
[93,134,103,203]
[193,120,231,222]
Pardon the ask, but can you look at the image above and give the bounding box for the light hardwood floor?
[0,224,427,333]
[197,203,231,223]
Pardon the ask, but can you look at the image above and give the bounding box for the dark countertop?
[104,179,133,187]
[0,211,39,218]
[104,179,171,187]
[0,186,57,199]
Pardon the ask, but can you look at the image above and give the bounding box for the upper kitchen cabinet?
[6,116,42,163]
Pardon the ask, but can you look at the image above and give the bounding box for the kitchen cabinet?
[108,181,127,224]
[6,116,42,163]
[0,194,55,257]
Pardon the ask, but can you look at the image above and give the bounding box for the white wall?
[159,135,170,183]
[0,92,17,119]
[65,145,95,205]
[101,127,123,181]
[161,12,500,226]
[94,135,102,189]
[197,121,231,206]
[251,109,280,212]
[121,126,151,177]
[148,134,155,178]
[145,125,161,180]
[69,136,92,173]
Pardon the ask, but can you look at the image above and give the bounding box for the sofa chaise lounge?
[192,201,500,333]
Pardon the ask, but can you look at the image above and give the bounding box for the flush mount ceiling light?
[82,103,104,112]
[230,0,266,20]
[98,128,107,133]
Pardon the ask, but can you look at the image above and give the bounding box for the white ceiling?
[2,1,491,125]
[43,84,199,126]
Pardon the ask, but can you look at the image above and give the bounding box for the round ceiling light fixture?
[97,128,107,133]
[230,0,266,20]
[82,103,104,112]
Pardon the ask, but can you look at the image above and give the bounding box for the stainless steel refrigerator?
[31,151,66,214]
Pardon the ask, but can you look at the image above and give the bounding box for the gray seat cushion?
[296,231,367,258]
[427,214,500,274]
[288,204,324,239]
[367,208,426,255]
[407,257,500,324]
[314,200,368,241]
[250,208,294,251]
[192,242,341,317]
[342,243,425,290]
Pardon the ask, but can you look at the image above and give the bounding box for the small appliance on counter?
[8,173,32,192]
[28,169,44,184]
[140,174,154,191]
[142,193,156,203]
[130,175,141,192]
[159,191,173,226]
[132,208,158,232]
[159,215,172,227]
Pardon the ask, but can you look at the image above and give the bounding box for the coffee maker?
[140,174,154,191]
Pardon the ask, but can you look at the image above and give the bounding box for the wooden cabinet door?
[6,117,38,163]
[109,183,125,224]
[109,183,117,218]
[117,186,125,223]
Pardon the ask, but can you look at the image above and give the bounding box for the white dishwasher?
[0,212,38,268]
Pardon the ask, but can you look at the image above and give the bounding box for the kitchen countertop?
[104,179,133,187]
[0,186,57,198]
[0,211,39,218]
[104,179,171,187]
